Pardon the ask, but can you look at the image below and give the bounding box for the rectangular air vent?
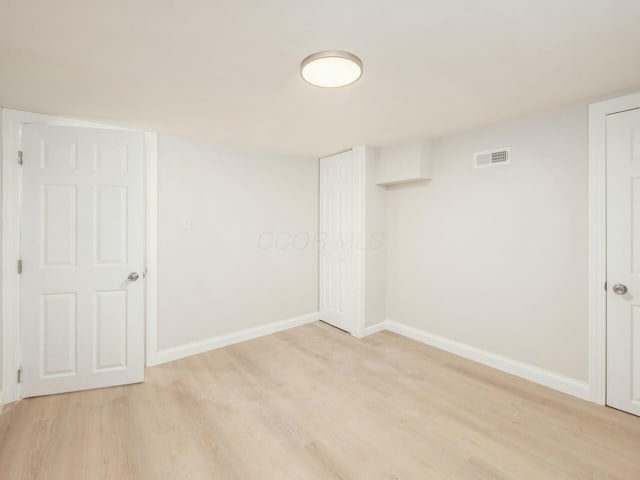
[473,147,511,169]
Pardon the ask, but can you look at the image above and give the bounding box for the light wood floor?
[1,321,640,479]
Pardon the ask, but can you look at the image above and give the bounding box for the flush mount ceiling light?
[301,51,363,88]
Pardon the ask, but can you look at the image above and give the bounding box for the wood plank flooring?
[1,321,639,479]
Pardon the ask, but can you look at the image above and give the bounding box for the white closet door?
[607,107,640,416]
[319,150,356,332]
[21,124,145,398]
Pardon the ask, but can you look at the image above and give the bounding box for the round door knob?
[612,283,627,295]
[128,272,140,282]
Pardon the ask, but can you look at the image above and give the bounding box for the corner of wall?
[363,146,387,328]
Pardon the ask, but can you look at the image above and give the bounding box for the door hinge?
[17,259,22,274]
[17,150,23,165]
[604,281,607,292]
[17,368,22,384]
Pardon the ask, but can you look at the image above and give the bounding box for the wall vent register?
[473,147,511,168]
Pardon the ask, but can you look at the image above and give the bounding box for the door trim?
[144,133,160,367]
[1,108,159,404]
[351,146,368,339]
[588,92,640,405]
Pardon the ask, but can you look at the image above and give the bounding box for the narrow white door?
[607,107,640,416]
[21,124,145,397]
[319,150,355,332]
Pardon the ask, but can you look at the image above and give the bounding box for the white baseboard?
[150,312,320,366]
[0,390,4,414]
[362,322,386,337]
[385,320,590,400]
[146,313,590,401]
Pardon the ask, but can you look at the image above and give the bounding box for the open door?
[20,124,146,397]
[606,107,640,416]
[319,150,356,333]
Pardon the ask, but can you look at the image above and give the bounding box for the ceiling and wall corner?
[1,1,640,157]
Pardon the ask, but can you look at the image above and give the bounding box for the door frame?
[588,91,640,405]
[351,145,368,339]
[1,108,159,405]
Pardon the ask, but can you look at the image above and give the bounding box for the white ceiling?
[1,0,639,157]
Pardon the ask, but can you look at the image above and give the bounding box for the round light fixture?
[300,51,363,88]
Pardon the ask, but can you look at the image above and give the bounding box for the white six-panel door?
[607,107,640,416]
[21,124,145,397]
[319,150,355,332]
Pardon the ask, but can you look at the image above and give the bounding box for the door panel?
[95,186,128,264]
[95,290,128,370]
[43,185,78,266]
[606,107,640,416]
[319,150,355,332]
[21,124,145,398]
[41,293,77,376]
[42,140,77,169]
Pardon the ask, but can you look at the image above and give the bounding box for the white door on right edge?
[319,150,355,333]
[607,107,640,416]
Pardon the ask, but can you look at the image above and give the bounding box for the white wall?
[364,147,387,328]
[385,102,589,382]
[157,135,318,350]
